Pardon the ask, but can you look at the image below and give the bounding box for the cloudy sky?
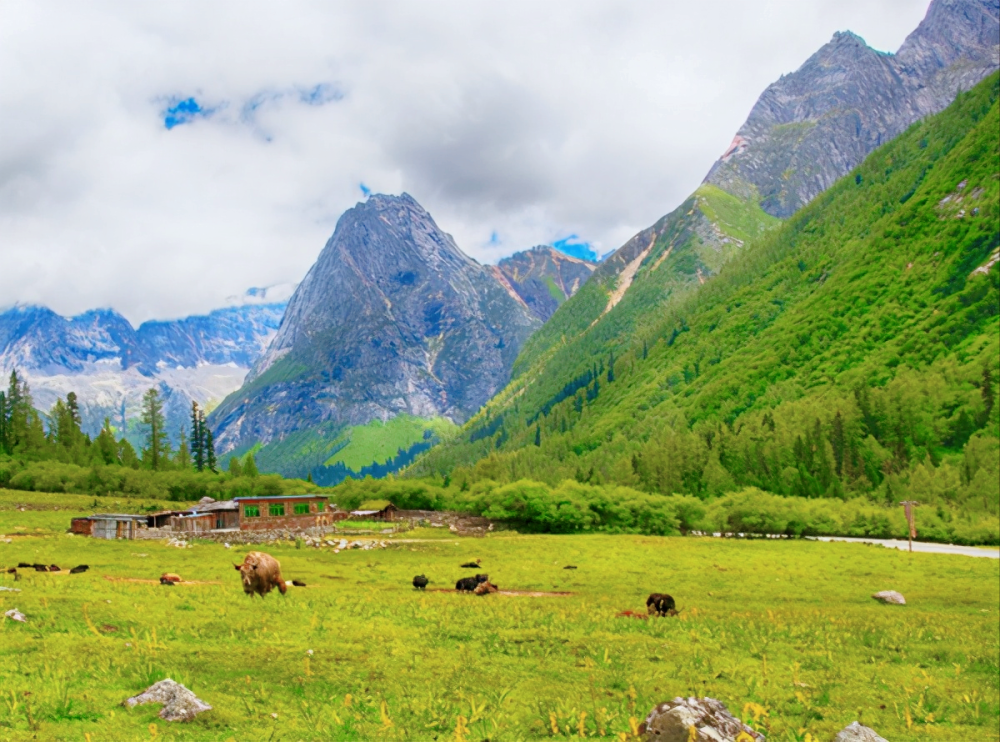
[1,0,931,324]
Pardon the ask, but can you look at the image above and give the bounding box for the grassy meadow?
[0,490,997,741]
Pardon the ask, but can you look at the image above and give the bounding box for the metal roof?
[84,514,150,521]
[232,495,327,502]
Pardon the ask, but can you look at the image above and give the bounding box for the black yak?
[413,575,429,589]
[456,574,489,592]
[69,565,89,574]
[646,593,677,617]
[234,551,287,598]
[460,559,481,568]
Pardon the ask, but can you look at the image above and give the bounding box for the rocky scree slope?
[444,0,1000,463]
[209,193,541,470]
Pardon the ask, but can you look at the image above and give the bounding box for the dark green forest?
[413,74,1000,527]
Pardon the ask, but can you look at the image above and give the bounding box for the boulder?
[834,721,888,742]
[640,697,764,741]
[124,679,211,722]
[871,590,906,605]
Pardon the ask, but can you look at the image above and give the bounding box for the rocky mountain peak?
[704,0,998,217]
[211,193,542,459]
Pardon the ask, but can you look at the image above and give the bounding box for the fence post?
[899,501,919,552]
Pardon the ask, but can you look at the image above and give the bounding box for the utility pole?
[899,501,919,552]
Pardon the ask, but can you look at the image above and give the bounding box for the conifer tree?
[0,391,7,454]
[607,352,615,383]
[190,401,204,471]
[243,452,259,478]
[205,428,217,472]
[118,437,140,468]
[228,456,243,477]
[979,364,995,427]
[95,418,118,465]
[534,424,541,447]
[176,427,191,469]
[140,388,167,470]
[642,339,648,360]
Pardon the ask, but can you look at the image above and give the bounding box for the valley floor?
[0,491,998,741]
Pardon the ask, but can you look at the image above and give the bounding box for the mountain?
[417,0,998,477]
[413,73,1000,507]
[208,193,542,478]
[492,246,596,321]
[0,300,287,445]
[706,0,1000,217]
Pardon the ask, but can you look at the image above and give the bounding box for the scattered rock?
[0,586,21,593]
[124,679,211,722]
[834,721,889,742]
[639,697,764,741]
[871,590,906,605]
[4,608,27,623]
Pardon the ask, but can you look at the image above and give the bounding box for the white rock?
[4,608,27,622]
[834,721,889,742]
[872,590,906,605]
[640,697,764,742]
[124,679,211,722]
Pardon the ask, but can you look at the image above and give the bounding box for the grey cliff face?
[211,193,541,452]
[494,246,596,321]
[705,0,999,217]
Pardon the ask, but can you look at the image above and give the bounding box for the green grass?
[0,491,997,740]
[324,416,458,470]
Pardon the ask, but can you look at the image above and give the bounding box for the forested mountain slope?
[501,0,999,412]
[413,74,1000,517]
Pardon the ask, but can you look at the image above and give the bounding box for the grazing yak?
[460,559,482,568]
[234,551,287,598]
[456,574,489,592]
[69,565,89,574]
[646,593,678,617]
[473,581,498,595]
[412,575,429,590]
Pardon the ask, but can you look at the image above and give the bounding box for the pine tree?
[190,401,204,471]
[642,339,648,360]
[979,364,995,427]
[228,456,243,477]
[205,428,217,472]
[140,388,167,470]
[607,352,615,383]
[243,452,259,478]
[118,437,140,469]
[534,425,541,447]
[95,418,118,465]
[830,411,846,477]
[176,427,191,469]
[66,392,81,428]
[0,391,7,454]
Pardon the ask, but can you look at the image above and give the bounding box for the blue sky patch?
[163,97,214,129]
[299,83,343,106]
[552,235,597,262]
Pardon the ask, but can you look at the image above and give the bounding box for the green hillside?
[323,415,457,470]
[509,182,779,381]
[412,73,1000,519]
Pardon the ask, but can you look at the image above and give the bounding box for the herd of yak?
[6,550,678,617]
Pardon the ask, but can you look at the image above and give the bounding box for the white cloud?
[0,0,931,324]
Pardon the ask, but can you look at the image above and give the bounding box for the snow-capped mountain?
[0,294,289,445]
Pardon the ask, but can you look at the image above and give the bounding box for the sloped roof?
[358,500,394,511]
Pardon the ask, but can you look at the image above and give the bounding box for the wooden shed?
[70,514,149,540]
[350,500,398,521]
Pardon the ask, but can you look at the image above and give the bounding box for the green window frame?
[243,505,260,518]
[294,503,310,515]
[269,503,285,517]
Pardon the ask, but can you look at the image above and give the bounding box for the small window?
[316,502,325,512]
[269,503,285,517]
[294,503,310,515]
[243,505,260,518]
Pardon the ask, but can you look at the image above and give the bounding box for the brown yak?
[234,551,287,598]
